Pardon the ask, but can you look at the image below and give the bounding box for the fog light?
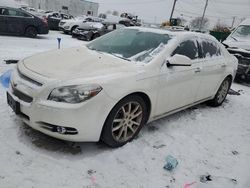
[56,126,67,134]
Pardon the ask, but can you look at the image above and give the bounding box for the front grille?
[228,48,250,58]
[17,69,43,87]
[12,86,33,103]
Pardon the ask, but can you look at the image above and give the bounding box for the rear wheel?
[71,26,78,34]
[101,95,147,148]
[25,27,37,38]
[207,77,231,107]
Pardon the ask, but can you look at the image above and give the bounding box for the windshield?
[231,25,250,40]
[87,29,172,63]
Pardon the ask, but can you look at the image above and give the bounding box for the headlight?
[48,84,102,104]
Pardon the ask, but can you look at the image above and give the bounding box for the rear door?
[195,38,226,101]
[4,8,32,34]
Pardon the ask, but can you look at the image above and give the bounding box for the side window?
[0,8,9,16]
[172,40,198,60]
[201,40,221,58]
[8,9,18,16]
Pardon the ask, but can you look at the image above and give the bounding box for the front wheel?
[207,77,231,107]
[25,27,37,38]
[101,95,148,148]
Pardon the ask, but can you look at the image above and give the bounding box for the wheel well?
[124,92,151,123]
[25,25,37,32]
[226,74,233,86]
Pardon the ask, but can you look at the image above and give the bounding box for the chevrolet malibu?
[7,27,238,147]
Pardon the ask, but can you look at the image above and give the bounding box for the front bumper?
[236,58,250,80]
[7,69,116,142]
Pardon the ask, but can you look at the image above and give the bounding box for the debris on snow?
[232,150,239,155]
[164,155,178,171]
[183,181,197,188]
[200,174,213,183]
[228,89,241,96]
[153,144,166,149]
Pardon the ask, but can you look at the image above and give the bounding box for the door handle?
[194,67,201,73]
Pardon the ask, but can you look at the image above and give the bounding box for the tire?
[101,95,148,148]
[207,77,232,107]
[25,27,37,38]
[92,33,100,40]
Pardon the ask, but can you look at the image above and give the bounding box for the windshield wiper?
[110,53,131,61]
[231,36,238,41]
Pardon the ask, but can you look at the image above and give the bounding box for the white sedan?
[7,27,238,147]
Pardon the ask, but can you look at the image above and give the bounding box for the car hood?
[223,37,250,51]
[21,46,135,80]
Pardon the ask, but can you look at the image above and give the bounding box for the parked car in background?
[0,6,49,38]
[59,16,103,34]
[72,22,124,41]
[46,12,74,30]
[7,27,237,147]
[223,18,250,82]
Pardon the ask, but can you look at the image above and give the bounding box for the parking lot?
[0,31,250,188]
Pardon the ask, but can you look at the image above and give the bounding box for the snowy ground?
[0,31,250,188]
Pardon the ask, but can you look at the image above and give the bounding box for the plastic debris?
[0,70,12,88]
[164,155,178,171]
[183,182,197,188]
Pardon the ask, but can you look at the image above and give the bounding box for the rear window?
[172,40,198,60]
[201,40,221,58]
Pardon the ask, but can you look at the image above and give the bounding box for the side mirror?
[166,54,192,67]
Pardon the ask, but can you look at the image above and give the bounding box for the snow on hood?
[223,38,250,51]
[21,46,135,80]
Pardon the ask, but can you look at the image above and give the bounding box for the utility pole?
[199,0,208,31]
[231,16,236,28]
[170,0,177,22]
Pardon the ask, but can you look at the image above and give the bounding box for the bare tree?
[112,10,119,16]
[190,17,209,30]
[213,21,230,32]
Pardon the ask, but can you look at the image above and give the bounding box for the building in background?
[14,0,99,16]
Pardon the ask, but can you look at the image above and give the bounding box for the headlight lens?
[48,84,102,104]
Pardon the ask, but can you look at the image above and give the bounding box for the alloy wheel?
[112,102,143,142]
[217,80,230,104]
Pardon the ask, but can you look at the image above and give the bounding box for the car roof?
[126,26,218,42]
[239,18,250,26]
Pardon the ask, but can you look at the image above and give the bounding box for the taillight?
[42,16,48,26]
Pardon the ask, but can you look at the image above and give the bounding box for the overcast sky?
[95,0,250,27]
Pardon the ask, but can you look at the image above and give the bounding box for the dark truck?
[0,6,49,38]
[223,18,250,82]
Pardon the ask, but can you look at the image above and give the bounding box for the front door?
[155,39,202,116]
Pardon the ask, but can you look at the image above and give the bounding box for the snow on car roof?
[239,18,250,26]
[126,27,218,41]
